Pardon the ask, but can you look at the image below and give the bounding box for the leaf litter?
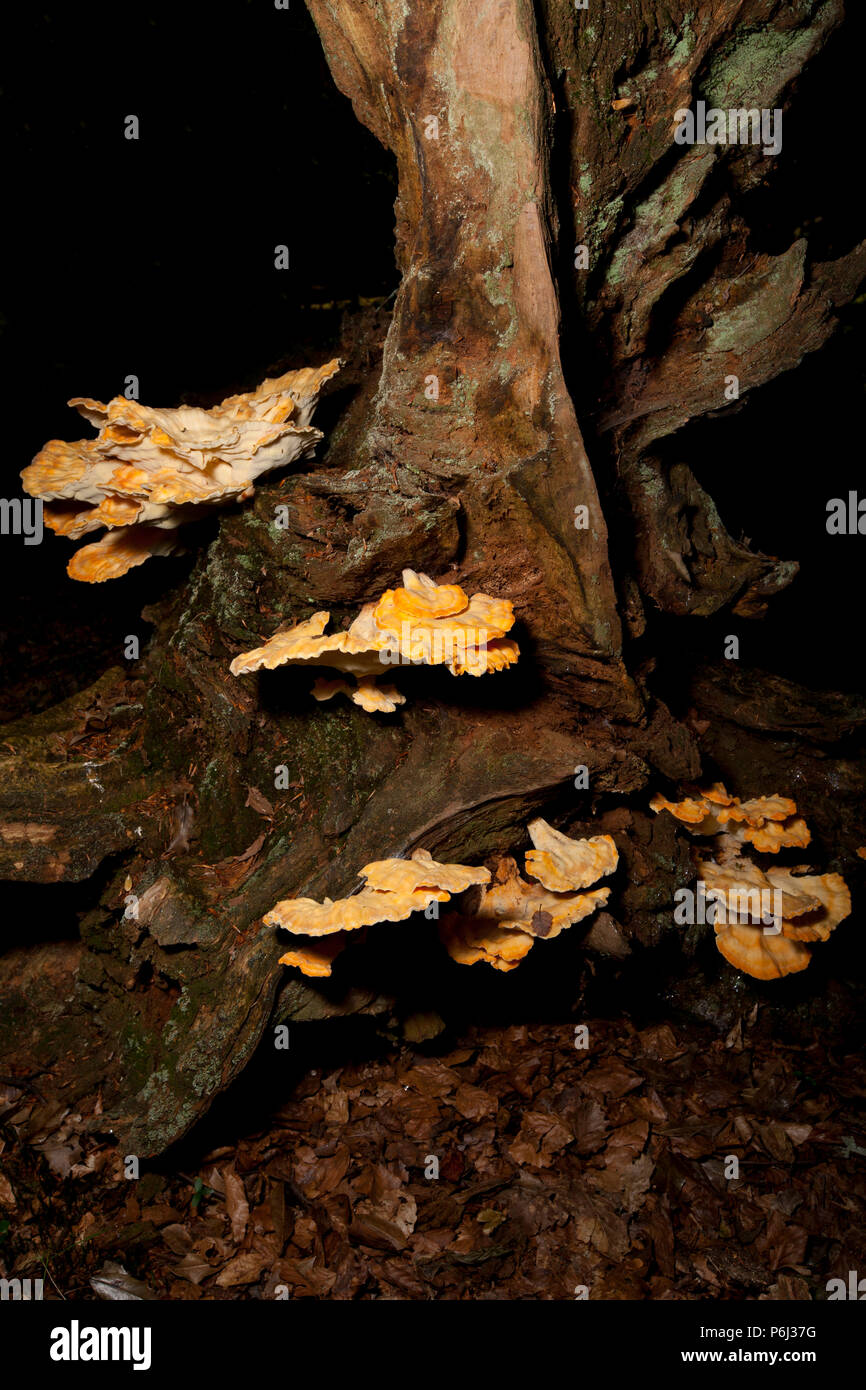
[1,1012,865,1300]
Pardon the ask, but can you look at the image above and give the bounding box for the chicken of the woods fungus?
[229,569,520,712]
[267,848,492,977]
[438,821,618,973]
[21,360,341,581]
[650,783,851,980]
[266,824,618,979]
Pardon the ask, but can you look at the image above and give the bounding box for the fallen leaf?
[403,1011,446,1043]
[223,1168,249,1244]
[476,1208,506,1234]
[91,1261,158,1301]
[160,1223,192,1257]
[508,1112,572,1168]
[349,1212,408,1251]
[293,1144,350,1199]
[171,1252,214,1286]
[245,786,275,818]
[454,1083,498,1121]
[215,1251,269,1287]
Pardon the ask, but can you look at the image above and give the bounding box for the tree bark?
[1,0,863,1157]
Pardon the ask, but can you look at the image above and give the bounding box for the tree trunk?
[2,0,863,1157]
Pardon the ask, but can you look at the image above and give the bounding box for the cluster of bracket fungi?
[22,360,340,581]
[650,784,851,980]
[229,568,520,712]
[267,820,619,978]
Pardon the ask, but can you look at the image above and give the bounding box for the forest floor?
[2,1008,865,1301]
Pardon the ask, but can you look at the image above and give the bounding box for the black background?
[1,0,864,711]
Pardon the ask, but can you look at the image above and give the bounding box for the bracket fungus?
[696,854,822,923]
[713,922,812,981]
[277,933,351,979]
[312,676,406,714]
[524,819,619,893]
[22,360,340,580]
[437,916,537,973]
[359,848,491,896]
[438,824,619,973]
[649,784,810,853]
[268,849,492,976]
[471,857,611,941]
[229,569,519,712]
[267,826,617,978]
[764,869,852,944]
[651,783,851,980]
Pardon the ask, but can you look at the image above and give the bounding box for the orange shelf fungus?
[524,818,618,893]
[735,817,811,854]
[651,782,851,979]
[264,886,448,939]
[267,849,492,977]
[696,855,821,923]
[716,794,797,826]
[230,611,386,679]
[439,825,619,973]
[372,570,519,677]
[474,857,610,940]
[648,792,709,826]
[438,916,536,973]
[278,933,351,978]
[269,826,616,979]
[649,784,811,852]
[321,677,407,714]
[67,524,185,583]
[713,922,812,981]
[766,869,852,944]
[359,848,491,896]
[229,569,520,713]
[22,360,341,580]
